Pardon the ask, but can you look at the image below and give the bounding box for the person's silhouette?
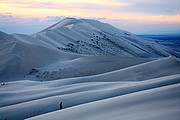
[60,102,63,110]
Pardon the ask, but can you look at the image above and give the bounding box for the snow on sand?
[0,18,180,120]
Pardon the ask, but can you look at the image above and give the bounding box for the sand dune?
[0,18,179,120]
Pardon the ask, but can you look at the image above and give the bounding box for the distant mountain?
[139,34,180,57]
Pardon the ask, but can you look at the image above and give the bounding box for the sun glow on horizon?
[1,0,179,22]
[0,0,180,34]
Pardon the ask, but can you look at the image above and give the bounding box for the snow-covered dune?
[26,56,151,81]
[0,18,180,120]
[0,57,179,120]
[0,31,83,82]
[27,82,180,120]
[0,18,179,82]
[0,74,179,120]
[32,18,176,57]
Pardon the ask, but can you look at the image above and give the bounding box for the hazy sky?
[0,0,180,34]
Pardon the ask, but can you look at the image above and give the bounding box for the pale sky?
[0,0,180,34]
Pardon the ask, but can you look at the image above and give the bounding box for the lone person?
[59,102,63,110]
